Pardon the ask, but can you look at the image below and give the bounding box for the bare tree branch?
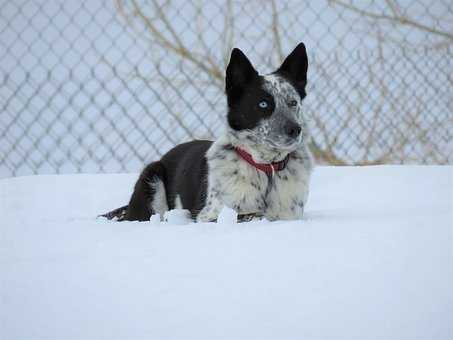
[223,0,235,69]
[114,0,451,166]
[270,0,284,61]
[329,0,453,41]
[128,0,224,83]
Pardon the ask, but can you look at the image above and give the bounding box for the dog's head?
[225,43,308,153]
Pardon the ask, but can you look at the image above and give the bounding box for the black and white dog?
[102,43,313,222]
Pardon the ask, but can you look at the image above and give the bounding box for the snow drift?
[1,166,452,339]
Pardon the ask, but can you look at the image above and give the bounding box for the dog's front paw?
[237,213,264,223]
[196,207,220,223]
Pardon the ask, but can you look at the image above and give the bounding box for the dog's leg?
[124,161,168,221]
[197,193,223,222]
[265,203,305,221]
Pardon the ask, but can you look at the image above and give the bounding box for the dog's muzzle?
[284,120,302,139]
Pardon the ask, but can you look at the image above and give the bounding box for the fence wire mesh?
[1,0,452,177]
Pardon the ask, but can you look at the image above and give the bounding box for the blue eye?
[258,100,268,109]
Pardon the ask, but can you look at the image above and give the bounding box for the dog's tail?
[99,161,167,222]
[100,205,129,221]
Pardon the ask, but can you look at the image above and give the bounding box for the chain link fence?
[1,0,452,177]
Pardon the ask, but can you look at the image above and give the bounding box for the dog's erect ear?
[276,43,308,92]
[226,48,258,92]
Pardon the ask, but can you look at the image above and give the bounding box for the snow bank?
[1,166,452,339]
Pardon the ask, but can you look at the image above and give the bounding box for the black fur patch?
[275,42,308,99]
[225,49,275,131]
[102,141,212,221]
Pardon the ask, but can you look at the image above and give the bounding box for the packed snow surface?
[1,166,452,339]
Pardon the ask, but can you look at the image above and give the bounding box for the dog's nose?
[284,121,302,139]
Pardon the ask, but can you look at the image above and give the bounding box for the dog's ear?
[226,48,258,92]
[276,43,308,95]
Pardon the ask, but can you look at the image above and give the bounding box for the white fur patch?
[149,179,168,217]
[174,194,183,210]
[197,133,313,222]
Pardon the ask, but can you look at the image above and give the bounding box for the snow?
[1,166,452,339]
[217,205,238,224]
[148,213,161,225]
[163,209,192,225]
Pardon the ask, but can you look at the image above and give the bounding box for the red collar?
[234,146,290,175]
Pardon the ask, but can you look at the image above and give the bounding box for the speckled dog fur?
[198,52,313,221]
[197,73,313,221]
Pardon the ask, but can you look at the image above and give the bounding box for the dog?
[102,43,313,223]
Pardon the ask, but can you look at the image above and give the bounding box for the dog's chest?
[206,150,310,219]
[207,155,268,214]
[264,160,310,219]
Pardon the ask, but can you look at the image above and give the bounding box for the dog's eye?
[288,100,298,107]
[258,100,269,109]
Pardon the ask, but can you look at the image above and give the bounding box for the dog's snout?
[284,121,302,139]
